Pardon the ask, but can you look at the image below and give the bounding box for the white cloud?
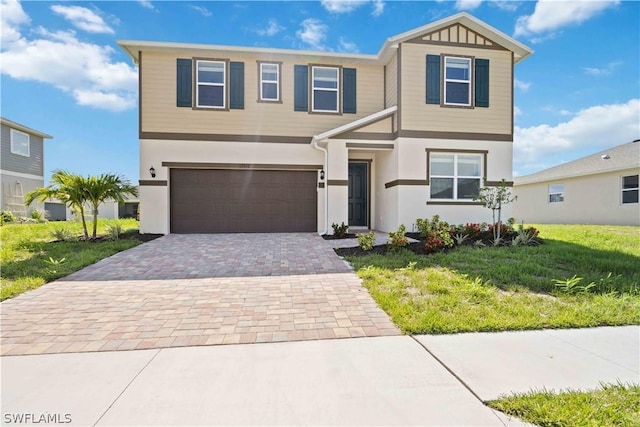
[515,0,619,39]
[296,18,328,50]
[257,19,284,37]
[321,0,385,16]
[583,61,622,76]
[514,99,640,164]
[338,37,359,53]
[372,0,385,16]
[1,3,137,112]
[321,0,368,14]
[455,0,484,10]
[51,5,114,34]
[190,5,212,17]
[490,0,520,12]
[514,106,522,117]
[137,0,155,10]
[1,0,29,45]
[514,78,531,92]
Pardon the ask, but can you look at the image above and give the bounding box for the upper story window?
[196,60,226,108]
[10,129,30,157]
[259,62,280,102]
[622,175,639,204]
[549,184,564,203]
[430,153,482,200]
[426,55,488,108]
[444,56,472,106]
[312,66,339,113]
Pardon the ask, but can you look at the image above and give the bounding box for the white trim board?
[0,169,45,181]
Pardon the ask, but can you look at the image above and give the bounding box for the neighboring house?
[513,141,640,226]
[1,117,52,216]
[119,12,532,234]
[45,191,140,221]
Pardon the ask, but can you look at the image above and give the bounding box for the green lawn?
[1,219,142,301]
[488,383,640,427]
[347,225,640,334]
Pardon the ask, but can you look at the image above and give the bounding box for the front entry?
[348,162,368,227]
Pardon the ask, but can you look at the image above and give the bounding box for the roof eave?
[0,117,53,139]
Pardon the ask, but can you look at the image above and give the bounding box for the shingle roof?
[515,140,640,185]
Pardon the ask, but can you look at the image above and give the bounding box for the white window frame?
[622,174,639,204]
[429,153,482,200]
[311,66,339,113]
[10,129,30,157]
[548,184,564,203]
[196,60,226,109]
[443,56,472,107]
[259,62,280,102]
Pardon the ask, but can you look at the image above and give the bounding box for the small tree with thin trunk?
[83,174,138,239]
[25,170,90,239]
[474,179,517,242]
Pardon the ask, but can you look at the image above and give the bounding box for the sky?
[1,0,639,183]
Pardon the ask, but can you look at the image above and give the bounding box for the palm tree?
[25,170,91,239]
[84,174,138,239]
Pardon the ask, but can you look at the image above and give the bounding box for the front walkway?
[1,234,399,356]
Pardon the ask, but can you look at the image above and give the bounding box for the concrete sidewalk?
[2,327,638,426]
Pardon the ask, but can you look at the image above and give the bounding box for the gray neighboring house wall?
[1,117,53,216]
[513,141,640,226]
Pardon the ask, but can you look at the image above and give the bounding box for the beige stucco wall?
[141,51,385,137]
[513,168,640,226]
[400,42,512,135]
[140,138,324,234]
[391,137,512,230]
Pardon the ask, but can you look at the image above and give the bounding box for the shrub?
[1,210,16,224]
[50,227,75,242]
[106,223,123,240]
[357,231,376,251]
[29,209,47,223]
[416,215,454,252]
[17,216,37,224]
[388,224,409,250]
[512,225,541,246]
[331,222,349,238]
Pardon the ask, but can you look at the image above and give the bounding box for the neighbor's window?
[10,129,30,157]
[444,56,471,106]
[312,66,339,113]
[622,174,639,204]
[196,60,226,108]
[549,184,564,203]
[430,154,481,200]
[260,62,280,101]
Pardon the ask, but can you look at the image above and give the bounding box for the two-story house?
[119,12,532,234]
[1,117,52,216]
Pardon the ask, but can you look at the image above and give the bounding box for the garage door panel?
[170,169,317,233]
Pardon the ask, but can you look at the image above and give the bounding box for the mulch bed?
[333,231,541,257]
[322,233,358,240]
[121,230,163,242]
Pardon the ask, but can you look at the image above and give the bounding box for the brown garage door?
[170,169,317,233]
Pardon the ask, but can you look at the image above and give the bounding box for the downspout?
[311,136,328,235]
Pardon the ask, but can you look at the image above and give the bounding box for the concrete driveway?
[1,234,398,356]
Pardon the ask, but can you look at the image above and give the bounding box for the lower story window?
[430,153,481,200]
[622,174,639,204]
[549,184,564,203]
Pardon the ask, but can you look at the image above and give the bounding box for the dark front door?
[348,162,367,227]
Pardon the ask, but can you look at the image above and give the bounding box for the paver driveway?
[1,234,398,356]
